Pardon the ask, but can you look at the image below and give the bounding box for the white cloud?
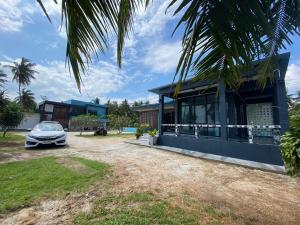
[0,0,61,33]
[142,41,181,73]
[285,61,300,95]
[1,59,131,102]
[0,0,26,32]
[134,0,180,38]
[39,0,61,16]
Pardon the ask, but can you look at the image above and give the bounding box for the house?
[38,99,107,128]
[133,102,175,129]
[148,53,290,166]
[63,99,107,117]
[38,101,71,128]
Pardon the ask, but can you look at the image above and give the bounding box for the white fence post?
[175,124,179,136]
[248,124,254,144]
[194,125,199,139]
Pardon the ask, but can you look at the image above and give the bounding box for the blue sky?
[0,0,300,104]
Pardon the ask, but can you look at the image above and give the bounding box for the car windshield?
[33,123,63,131]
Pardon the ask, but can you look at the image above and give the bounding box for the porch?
[150,53,290,166]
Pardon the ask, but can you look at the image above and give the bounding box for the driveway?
[1,132,299,225]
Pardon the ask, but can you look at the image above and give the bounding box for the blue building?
[64,99,107,117]
[38,99,107,128]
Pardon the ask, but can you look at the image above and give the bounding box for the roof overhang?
[149,52,290,96]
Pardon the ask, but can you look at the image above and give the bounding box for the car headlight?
[28,135,37,139]
[56,134,66,139]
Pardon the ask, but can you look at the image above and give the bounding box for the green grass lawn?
[74,192,245,225]
[0,133,26,153]
[0,156,110,213]
[0,132,25,142]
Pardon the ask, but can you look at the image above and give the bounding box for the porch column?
[274,70,289,133]
[219,77,227,141]
[158,94,165,136]
[174,98,179,124]
[227,93,236,138]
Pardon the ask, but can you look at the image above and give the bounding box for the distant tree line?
[0,58,38,136]
[106,99,150,132]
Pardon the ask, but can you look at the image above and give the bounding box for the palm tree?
[37,1,300,92]
[0,69,7,88]
[15,89,36,112]
[6,58,38,100]
[0,90,9,109]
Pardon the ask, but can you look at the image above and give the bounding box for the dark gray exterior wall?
[158,135,284,165]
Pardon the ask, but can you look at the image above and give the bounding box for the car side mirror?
[26,128,32,132]
[64,128,68,132]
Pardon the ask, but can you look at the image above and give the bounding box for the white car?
[25,121,67,148]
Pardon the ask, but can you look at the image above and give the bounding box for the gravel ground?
[0,132,299,225]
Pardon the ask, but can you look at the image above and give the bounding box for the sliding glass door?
[179,94,220,137]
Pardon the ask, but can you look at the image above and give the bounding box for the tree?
[280,96,300,176]
[38,1,300,92]
[108,114,133,133]
[70,114,99,135]
[107,100,120,115]
[132,101,143,107]
[0,90,9,109]
[0,102,24,137]
[6,58,38,100]
[15,89,37,112]
[93,97,100,104]
[0,69,7,88]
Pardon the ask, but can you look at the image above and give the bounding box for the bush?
[0,102,24,137]
[135,127,143,139]
[148,129,158,137]
[280,131,300,176]
[280,104,300,176]
[70,114,99,135]
[135,124,151,139]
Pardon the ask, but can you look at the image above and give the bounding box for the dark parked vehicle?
[94,127,107,136]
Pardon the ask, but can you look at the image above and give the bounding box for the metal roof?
[149,52,290,95]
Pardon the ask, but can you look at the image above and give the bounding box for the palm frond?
[0,69,7,87]
[170,0,300,94]
[38,0,151,90]
[8,58,38,87]
[117,0,150,67]
[60,0,120,90]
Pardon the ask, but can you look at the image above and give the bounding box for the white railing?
[161,124,281,144]
[226,124,281,144]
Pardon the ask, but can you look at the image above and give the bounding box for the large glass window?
[179,94,220,137]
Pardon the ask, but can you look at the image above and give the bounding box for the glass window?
[207,103,215,124]
[178,94,220,137]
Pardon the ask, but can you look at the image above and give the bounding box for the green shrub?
[140,123,151,133]
[280,103,300,176]
[148,129,158,137]
[135,127,143,139]
[280,131,300,176]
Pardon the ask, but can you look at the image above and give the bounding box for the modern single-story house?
[38,99,107,128]
[133,102,175,129]
[148,53,290,166]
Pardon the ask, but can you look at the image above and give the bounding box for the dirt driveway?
[1,132,299,225]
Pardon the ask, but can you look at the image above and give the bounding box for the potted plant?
[135,127,143,139]
[148,129,158,145]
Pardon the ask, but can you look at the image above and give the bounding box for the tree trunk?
[3,128,7,137]
[18,83,21,101]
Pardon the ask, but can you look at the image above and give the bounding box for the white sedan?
[25,121,67,148]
